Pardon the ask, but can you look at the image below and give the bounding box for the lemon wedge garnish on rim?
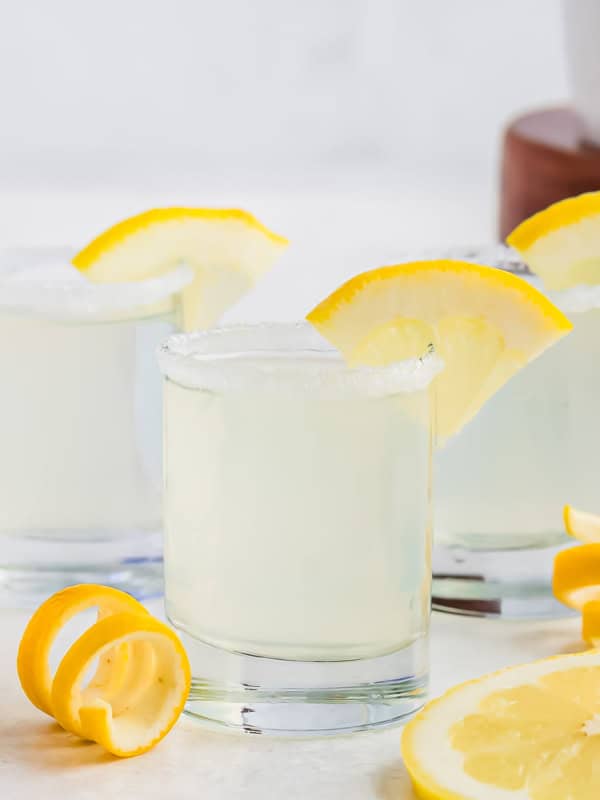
[402,650,600,800]
[507,191,600,290]
[307,260,572,438]
[564,504,600,543]
[17,584,190,758]
[72,208,288,331]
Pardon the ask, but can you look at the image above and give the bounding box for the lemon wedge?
[72,208,288,331]
[553,545,600,610]
[507,191,600,290]
[564,505,600,543]
[402,650,600,800]
[17,584,190,758]
[307,261,571,438]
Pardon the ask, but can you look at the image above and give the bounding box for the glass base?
[179,630,428,736]
[0,527,163,607]
[432,539,575,619]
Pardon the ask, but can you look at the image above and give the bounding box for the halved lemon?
[402,650,600,800]
[553,544,600,610]
[507,191,600,290]
[73,208,288,330]
[307,261,572,438]
[564,505,600,543]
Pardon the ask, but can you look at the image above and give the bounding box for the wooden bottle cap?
[499,107,600,240]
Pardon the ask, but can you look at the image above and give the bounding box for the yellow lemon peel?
[553,544,600,610]
[17,583,147,716]
[17,585,190,757]
[72,207,288,331]
[307,260,571,438]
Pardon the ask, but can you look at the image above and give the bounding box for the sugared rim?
[158,321,442,395]
[437,243,531,275]
[0,246,192,320]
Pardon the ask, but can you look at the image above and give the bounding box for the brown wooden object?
[499,107,600,240]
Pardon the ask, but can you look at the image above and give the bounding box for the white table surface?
[1,603,583,800]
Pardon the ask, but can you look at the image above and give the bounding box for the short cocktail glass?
[159,322,438,735]
[0,247,190,604]
[434,246,595,618]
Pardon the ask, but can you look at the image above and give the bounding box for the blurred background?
[0,0,569,319]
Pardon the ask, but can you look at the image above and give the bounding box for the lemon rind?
[507,192,600,252]
[16,583,146,716]
[72,207,288,271]
[563,504,600,543]
[51,611,191,757]
[306,260,572,334]
[553,544,600,609]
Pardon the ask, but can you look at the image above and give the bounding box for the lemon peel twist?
[17,584,190,757]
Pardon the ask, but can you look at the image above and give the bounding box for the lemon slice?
[402,650,600,800]
[306,261,571,438]
[17,583,147,716]
[72,208,288,331]
[507,191,600,290]
[564,505,600,543]
[51,611,190,757]
[553,544,600,610]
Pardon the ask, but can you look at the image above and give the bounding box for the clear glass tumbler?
[0,247,189,605]
[434,246,597,618]
[159,322,438,735]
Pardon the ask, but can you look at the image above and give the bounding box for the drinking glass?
[434,245,595,618]
[160,322,438,735]
[0,247,189,604]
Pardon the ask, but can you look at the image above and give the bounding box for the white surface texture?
[0,605,583,799]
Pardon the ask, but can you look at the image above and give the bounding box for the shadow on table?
[4,718,115,769]
[504,622,588,658]
[375,760,418,799]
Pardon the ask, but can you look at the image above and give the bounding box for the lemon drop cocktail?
[435,193,600,618]
[160,259,570,735]
[0,209,287,604]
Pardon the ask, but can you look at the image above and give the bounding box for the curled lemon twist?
[17,584,190,758]
[554,506,600,647]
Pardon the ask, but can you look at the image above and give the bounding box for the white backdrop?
[0,0,567,187]
[0,0,570,321]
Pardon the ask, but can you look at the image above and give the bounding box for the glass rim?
[158,321,442,395]
[429,243,531,275]
[0,246,191,321]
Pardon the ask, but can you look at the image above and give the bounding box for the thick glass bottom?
[0,527,163,607]
[179,630,428,736]
[432,538,576,619]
